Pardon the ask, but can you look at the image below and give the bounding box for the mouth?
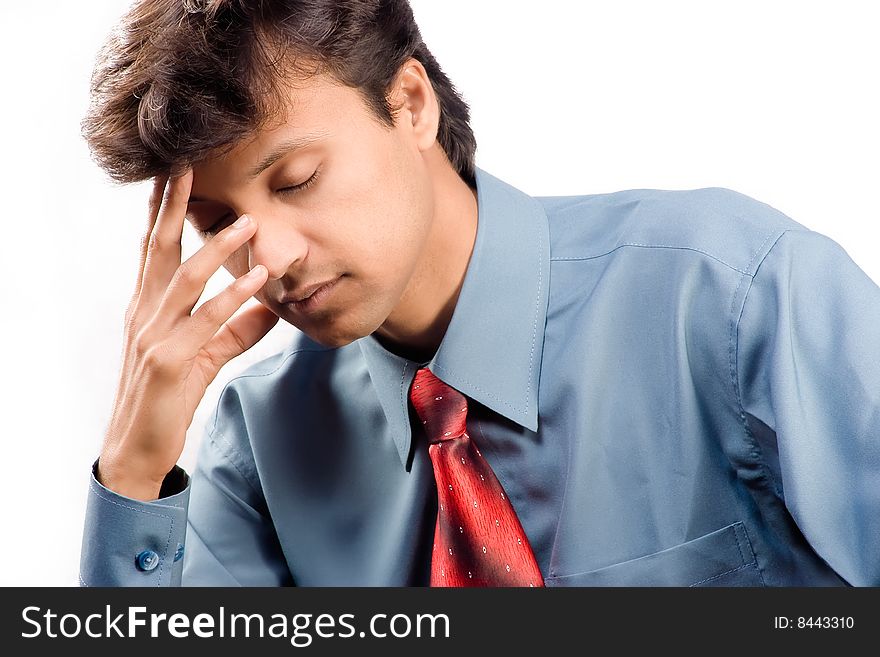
[281,276,343,313]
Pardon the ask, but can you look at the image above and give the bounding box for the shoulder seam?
[731,228,806,410]
[203,429,265,504]
[208,346,333,436]
[728,229,799,500]
[203,345,334,502]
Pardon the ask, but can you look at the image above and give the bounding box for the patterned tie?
[409,367,544,587]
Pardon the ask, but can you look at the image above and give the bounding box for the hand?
[97,170,278,501]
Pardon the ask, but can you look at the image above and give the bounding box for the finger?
[199,301,280,375]
[139,168,192,305]
[182,264,271,356]
[133,175,169,300]
[157,213,258,320]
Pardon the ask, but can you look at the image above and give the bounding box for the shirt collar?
[358,167,551,467]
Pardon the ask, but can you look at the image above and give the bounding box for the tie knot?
[410,368,468,444]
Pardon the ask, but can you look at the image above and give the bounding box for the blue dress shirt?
[80,168,880,586]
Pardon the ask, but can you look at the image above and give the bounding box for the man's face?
[186,73,435,348]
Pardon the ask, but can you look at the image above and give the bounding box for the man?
[80,0,880,586]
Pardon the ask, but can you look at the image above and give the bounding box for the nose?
[246,213,309,280]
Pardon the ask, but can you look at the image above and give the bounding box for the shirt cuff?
[80,460,191,586]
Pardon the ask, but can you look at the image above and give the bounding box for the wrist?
[95,456,166,501]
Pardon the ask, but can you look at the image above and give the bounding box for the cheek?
[324,139,431,272]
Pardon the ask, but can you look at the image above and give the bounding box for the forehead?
[189,73,373,193]
[229,73,359,158]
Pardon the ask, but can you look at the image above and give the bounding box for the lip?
[281,276,342,313]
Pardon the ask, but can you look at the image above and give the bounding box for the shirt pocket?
[543,521,763,587]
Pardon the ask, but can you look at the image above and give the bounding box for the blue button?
[135,550,160,572]
[174,543,184,562]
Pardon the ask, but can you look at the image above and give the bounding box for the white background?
[0,1,877,586]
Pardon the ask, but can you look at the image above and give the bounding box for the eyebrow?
[247,132,328,179]
[187,131,328,203]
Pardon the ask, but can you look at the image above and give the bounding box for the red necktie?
[410,367,544,587]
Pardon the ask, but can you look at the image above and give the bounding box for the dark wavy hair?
[82,0,477,188]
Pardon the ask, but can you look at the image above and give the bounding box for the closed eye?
[197,168,322,236]
[278,167,321,196]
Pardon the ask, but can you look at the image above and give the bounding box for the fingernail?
[232,214,252,229]
[245,265,265,279]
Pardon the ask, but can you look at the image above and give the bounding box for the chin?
[285,292,392,349]
[298,317,378,349]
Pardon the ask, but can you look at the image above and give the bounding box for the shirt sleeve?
[181,428,294,586]
[736,228,880,585]
[80,399,294,586]
[79,461,190,586]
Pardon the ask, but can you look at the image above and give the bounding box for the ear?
[390,58,440,153]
